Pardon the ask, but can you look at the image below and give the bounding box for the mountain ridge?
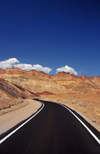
[0,68,100,94]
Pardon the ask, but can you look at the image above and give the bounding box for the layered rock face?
[0,78,38,99]
[0,77,38,109]
[0,68,67,93]
[0,68,100,94]
[50,72,100,92]
[89,75,100,87]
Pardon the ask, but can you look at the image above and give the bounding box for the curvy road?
[0,99,100,154]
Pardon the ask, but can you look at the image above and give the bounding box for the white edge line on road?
[60,103,100,145]
[0,103,44,144]
[51,101,100,144]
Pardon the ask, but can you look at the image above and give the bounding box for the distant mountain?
[0,68,100,94]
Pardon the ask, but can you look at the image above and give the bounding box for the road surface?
[0,100,100,154]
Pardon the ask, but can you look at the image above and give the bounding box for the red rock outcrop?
[0,68,67,93]
[0,77,39,109]
[50,72,100,92]
[36,91,55,95]
[0,68,100,93]
[0,78,38,99]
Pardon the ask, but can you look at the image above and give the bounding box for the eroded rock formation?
[0,68,100,94]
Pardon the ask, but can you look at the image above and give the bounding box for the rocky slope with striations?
[0,77,38,110]
[0,68,100,94]
[0,68,67,94]
[50,72,100,93]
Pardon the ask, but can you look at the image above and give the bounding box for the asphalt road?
[0,100,100,154]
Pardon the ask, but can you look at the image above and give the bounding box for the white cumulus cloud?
[56,65,78,75]
[32,64,44,71]
[0,58,52,74]
[32,64,52,73]
[14,64,52,73]
[43,67,52,74]
[0,58,19,69]
[14,63,33,71]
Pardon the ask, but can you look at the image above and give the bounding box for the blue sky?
[0,0,100,76]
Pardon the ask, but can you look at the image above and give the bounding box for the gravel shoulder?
[0,99,41,135]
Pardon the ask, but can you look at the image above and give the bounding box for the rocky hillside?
[0,77,38,109]
[50,72,100,92]
[0,78,38,99]
[0,68,100,94]
[0,68,67,93]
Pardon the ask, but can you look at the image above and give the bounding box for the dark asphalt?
[0,100,100,154]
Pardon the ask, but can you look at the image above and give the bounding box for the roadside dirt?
[0,99,41,135]
[40,92,100,132]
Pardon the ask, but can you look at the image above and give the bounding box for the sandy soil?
[0,99,41,135]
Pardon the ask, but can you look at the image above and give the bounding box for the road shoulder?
[0,99,41,135]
